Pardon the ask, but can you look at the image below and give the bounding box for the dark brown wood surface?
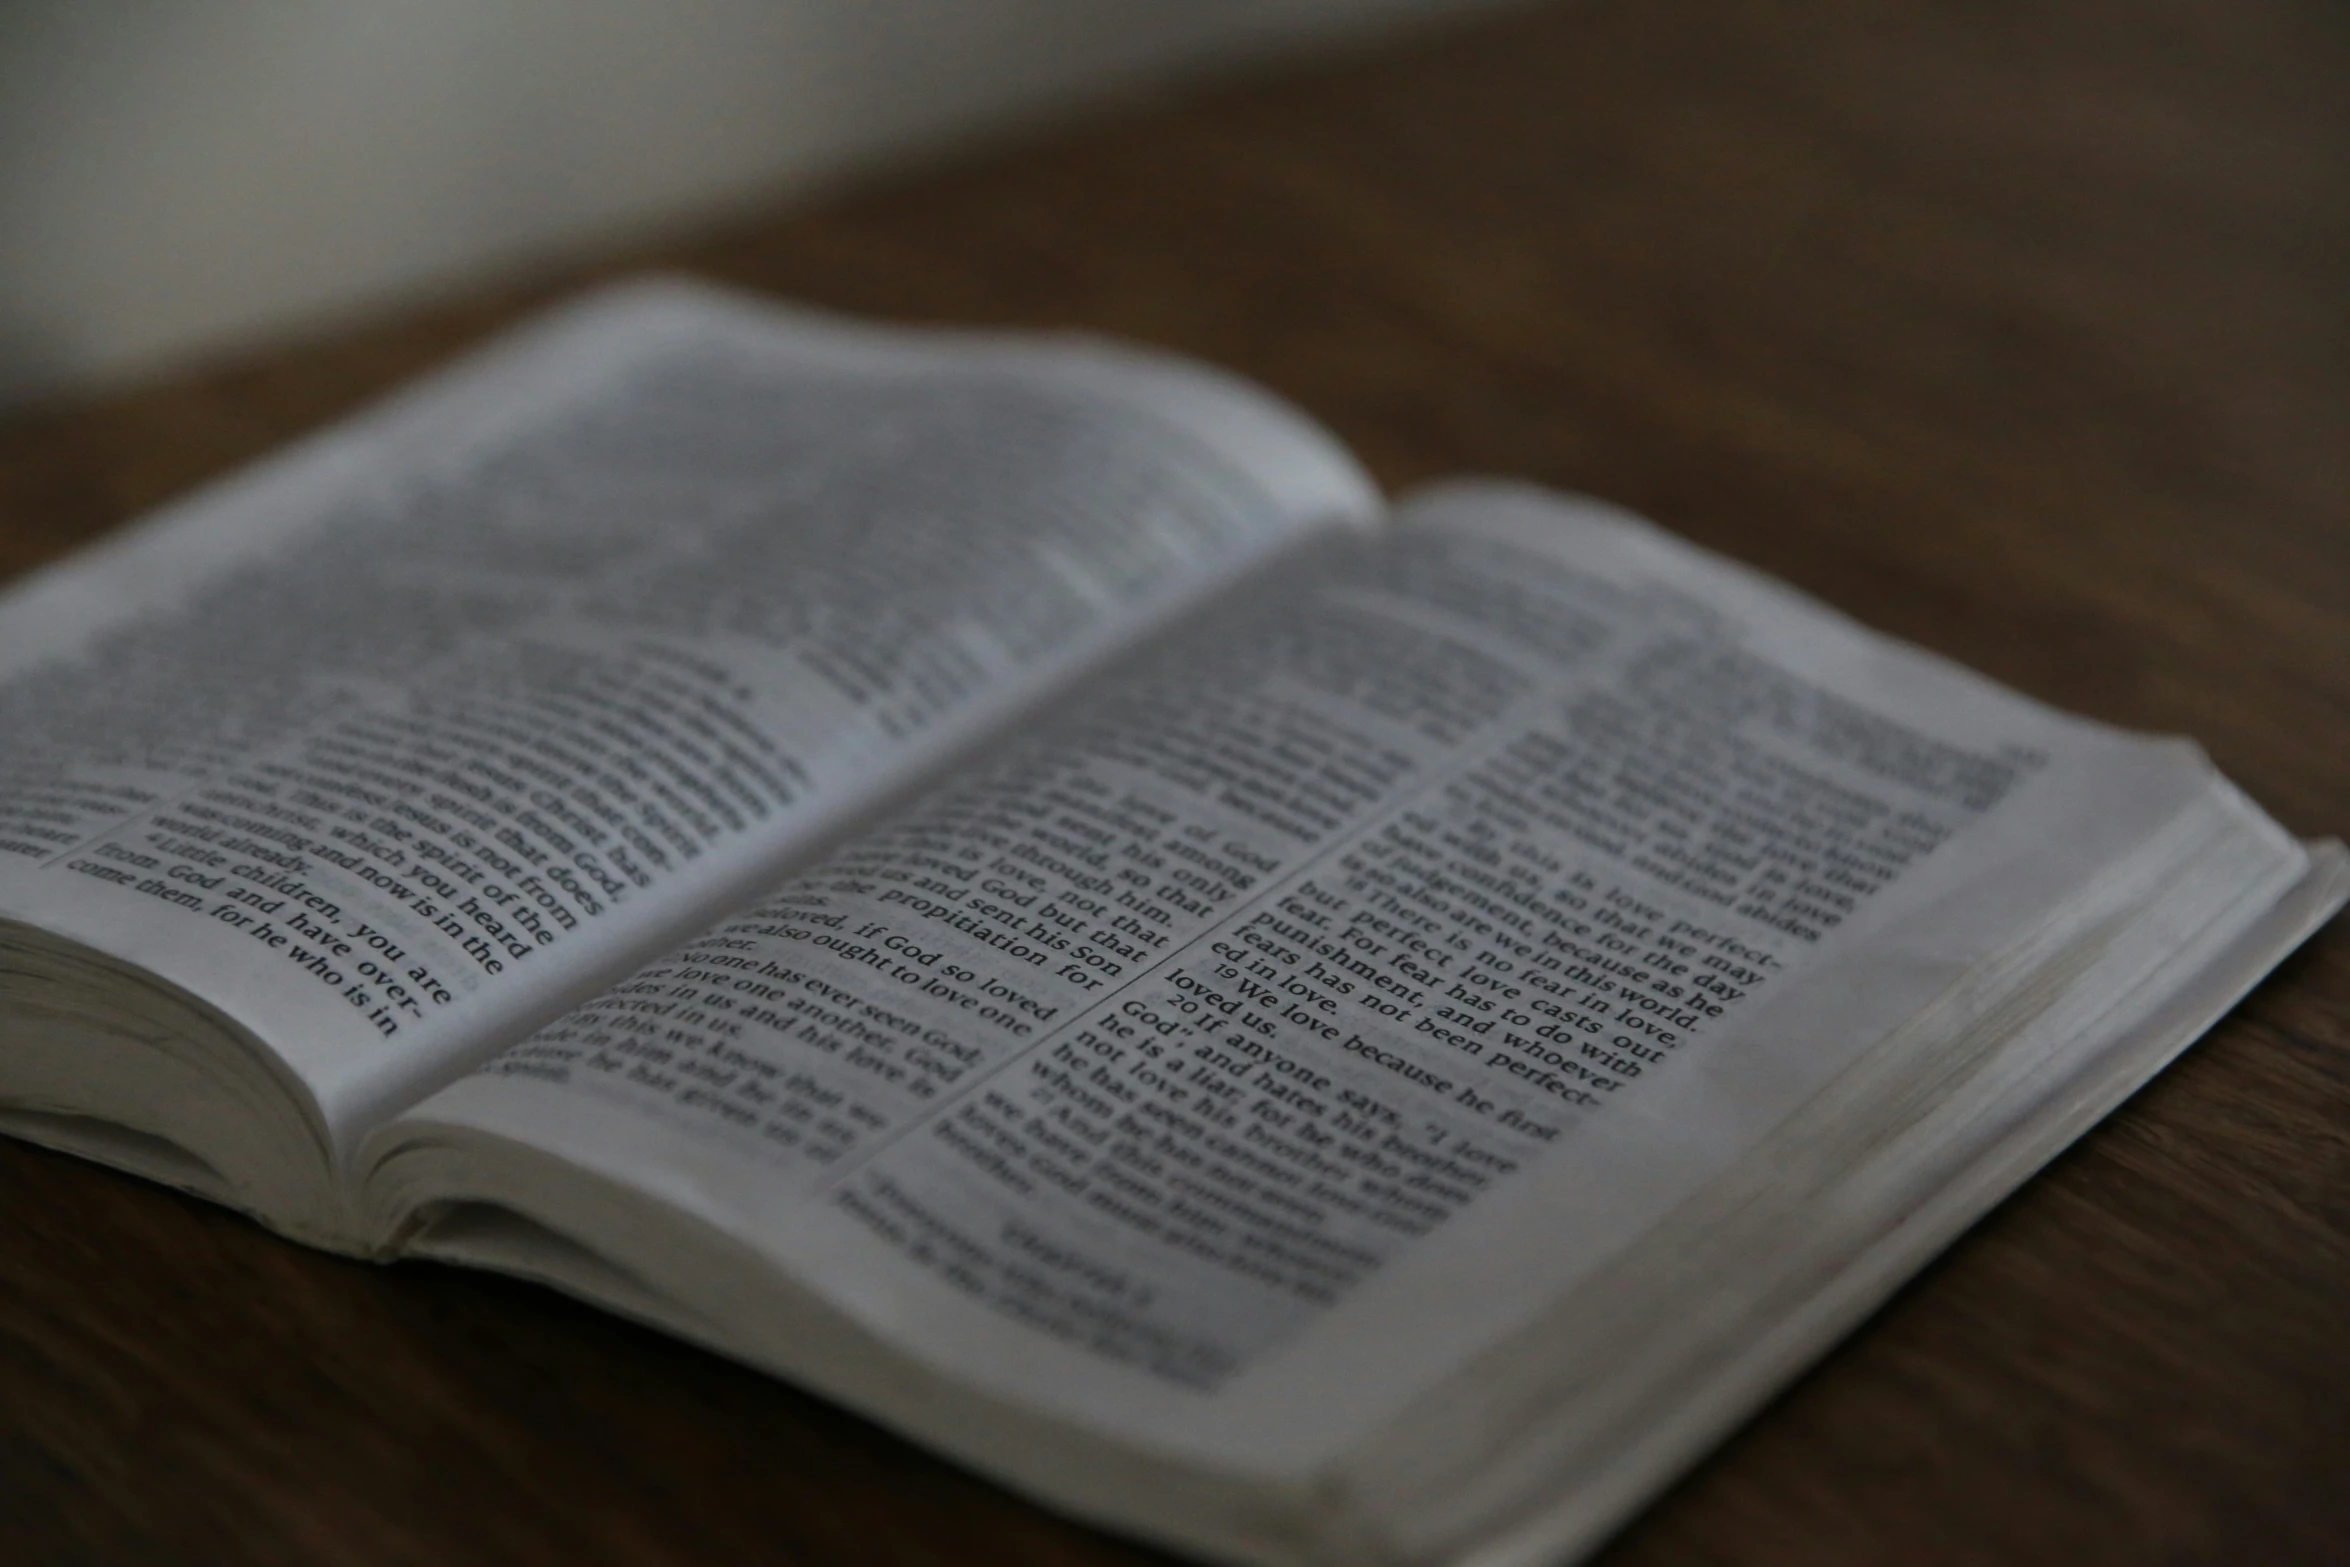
[3,2,2346,1562]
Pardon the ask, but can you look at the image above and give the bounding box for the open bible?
[1,280,2339,1567]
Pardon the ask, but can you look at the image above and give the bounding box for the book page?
[0,279,1376,1155]
[381,481,2266,1460]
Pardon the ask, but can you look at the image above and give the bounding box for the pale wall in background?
[0,0,1505,402]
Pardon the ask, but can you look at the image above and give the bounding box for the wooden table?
[3,2,2345,1561]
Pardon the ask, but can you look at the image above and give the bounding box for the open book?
[1,280,2339,1567]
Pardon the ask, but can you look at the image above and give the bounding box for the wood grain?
[2,2,2345,1562]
